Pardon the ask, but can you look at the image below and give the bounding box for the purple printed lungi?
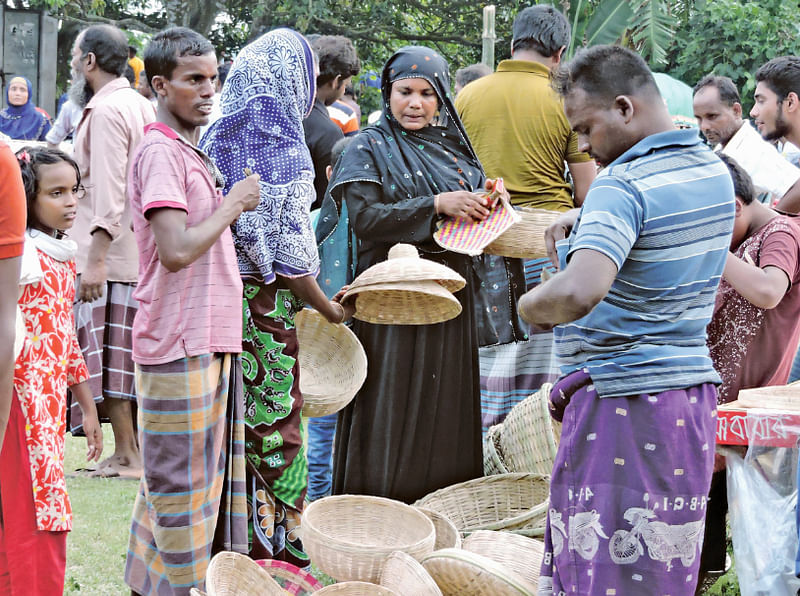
[538,370,718,596]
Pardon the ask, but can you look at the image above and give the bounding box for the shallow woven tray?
[302,495,435,583]
[255,559,323,594]
[206,551,284,596]
[421,548,538,596]
[500,384,558,475]
[343,280,462,325]
[379,551,442,596]
[295,309,368,418]
[737,385,800,410]
[348,243,466,293]
[414,507,462,550]
[462,530,544,587]
[414,473,550,537]
[483,423,509,476]
[484,207,560,259]
[313,581,399,595]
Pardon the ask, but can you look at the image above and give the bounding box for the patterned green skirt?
[241,280,308,567]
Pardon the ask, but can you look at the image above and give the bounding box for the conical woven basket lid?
[343,279,462,325]
[349,243,466,293]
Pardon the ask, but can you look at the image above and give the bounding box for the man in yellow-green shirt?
[456,4,595,211]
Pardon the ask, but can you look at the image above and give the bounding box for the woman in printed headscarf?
[200,28,351,566]
[320,46,524,504]
[0,77,51,141]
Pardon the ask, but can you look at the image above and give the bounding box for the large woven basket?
[414,507,462,550]
[500,384,559,475]
[421,548,538,596]
[343,280,462,325]
[462,530,544,587]
[255,559,323,594]
[414,473,550,537]
[302,495,435,583]
[379,551,442,596]
[206,551,285,596]
[483,423,509,476]
[295,309,368,418]
[313,581,399,595]
[484,207,560,259]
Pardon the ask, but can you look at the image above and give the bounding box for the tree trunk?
[163,0,220,36]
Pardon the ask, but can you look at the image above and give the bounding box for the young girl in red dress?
[0,147,103,595]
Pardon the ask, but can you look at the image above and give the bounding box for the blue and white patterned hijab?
[200,28,319,283]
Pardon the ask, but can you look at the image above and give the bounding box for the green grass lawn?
[64,425,138,595]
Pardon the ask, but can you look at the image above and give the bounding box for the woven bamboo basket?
[421,548,538,596]
[295,309,368,418]
[484,208,560,259]
[313,581,399,595]
[379,551,442,596]
[482,423,509,476]
[255,559,323,594]
[414,473,550,537]
[343,280,462,325]
[302,495,435,583]
[206,551,285,596]
[500,384,559,476]
[347,243,466,293]
[414,507,462,550]
[737,384,800,410]
[462,530,544,587]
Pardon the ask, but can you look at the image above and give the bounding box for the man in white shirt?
[693,73,800,212]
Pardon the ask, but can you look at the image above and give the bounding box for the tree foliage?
[664,0,800,111]
[14,0,800,115]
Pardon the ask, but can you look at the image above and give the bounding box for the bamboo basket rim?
[344,280,462,326]
[295,309,368,418]
[254,558,324,593]
[348,243,466,293]
[379,551,442,596]
[313,581,399,595]
[462,530,544,587]
[483,423,510,476]
[206,551,285,596]
[413,506,463,550]
[421,548,538,596]
[483,207,560,259]
[413,473,550,534]
[737,385,800,410]
[500,384,558,475]
[302,494,436,583]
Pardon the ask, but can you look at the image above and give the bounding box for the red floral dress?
[14,249,88,532]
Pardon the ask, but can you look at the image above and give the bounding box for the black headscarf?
[317,46,485,245]
[315,46,526,346]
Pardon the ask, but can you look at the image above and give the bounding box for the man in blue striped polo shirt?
[522,46,735,596]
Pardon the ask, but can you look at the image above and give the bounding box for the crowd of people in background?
[1,3,800,596]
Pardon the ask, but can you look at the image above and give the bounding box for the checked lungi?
[478,256,560,433]
[538,370,717,596]
[125,353,248,596]
[69,279,138,433]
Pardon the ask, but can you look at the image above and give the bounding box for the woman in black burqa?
[322,45,515,503]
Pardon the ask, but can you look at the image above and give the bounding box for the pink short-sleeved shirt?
[128,122,242,365]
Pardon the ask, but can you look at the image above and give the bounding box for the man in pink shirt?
[123,27,259,596]
[70,24,155,478]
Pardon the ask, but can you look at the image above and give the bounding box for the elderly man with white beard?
[69,24,155,478]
